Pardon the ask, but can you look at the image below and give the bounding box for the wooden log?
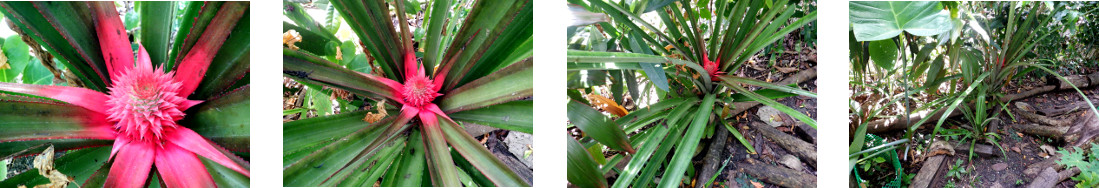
[1089,72,1099,86]
[1038,100,1095,116]
[694,122,730,188]
[737,159,816,188]
[1055,75,1091,90]
[1026,167,1080,188]
[949,141,1000,158]
[1017,110,1073,126]
[1009,124,1069,139]
[752,122,816,167]
[796,123,817,144]
[909,155,946,188]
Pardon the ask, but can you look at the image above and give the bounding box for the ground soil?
[857,66,1099,188]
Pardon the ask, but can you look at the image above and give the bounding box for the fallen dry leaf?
[362,100,388,123]
[283,30,303,50]
[750,180,764,188]
[586,93,629,117]
[29,145,73,188]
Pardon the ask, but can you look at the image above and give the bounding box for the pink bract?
[0,2,250,188]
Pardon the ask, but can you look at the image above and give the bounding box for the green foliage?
[1057,143,1099,187]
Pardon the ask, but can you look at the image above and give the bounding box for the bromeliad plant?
[0,1,250,188]
[282,0,532,187]
[565,0,816,187]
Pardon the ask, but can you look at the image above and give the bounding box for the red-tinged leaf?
[175,1,248,97]
[0,100,115,143]
[284,48,402,102]
[320,106,419,184]
[104,141,154,188]
[164,127,250,177]
[155,143,216,188]
[89,1,134,80]
[438,115,531,186]
[0,82,110,115]
[437,59,532,113]
[421,113,461,187]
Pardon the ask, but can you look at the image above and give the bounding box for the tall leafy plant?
[0,1,250,187]
[566,0,817,187]
[282,0,533,186]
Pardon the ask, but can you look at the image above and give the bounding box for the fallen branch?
[737,158,816,188]
[694,122,730,188]
[752,122,816,167]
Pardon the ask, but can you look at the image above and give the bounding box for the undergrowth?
[1056,143,1099,187]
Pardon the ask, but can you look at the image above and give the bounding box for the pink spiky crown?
[105,64,188,142]
[401,74,442,108]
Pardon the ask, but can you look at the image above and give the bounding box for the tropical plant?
[565,0,817,187]
[1057,143,1099,187]
[848,1,1099,186]
[0,1,250,187]
[281,0,533,186]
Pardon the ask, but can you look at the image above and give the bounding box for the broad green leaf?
[1,35,30,82]
[850,1,951,41]
[727,83,816,128]
[438,59,532,113]
[282,117,396,186]
[329,0,404,79]
[139,1,177,66]
[567,135,608,188]
[22,59,53,85]
[381,129,426,186]
[657,94,715,187]
[567,100,635,153]
[611,125,669,188]
[718,75,817,98]
[282,110,387,165]
[449,100,533,133]
[204,157,250,188]
[567,50,710,84]
[439,0,531,89]
[0,100,111,144]
[182,86,250,152]
[869,39,898,71]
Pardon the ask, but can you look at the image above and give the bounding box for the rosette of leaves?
[565,0,817,187]
[282,0,532,187]
[0,1,250,187]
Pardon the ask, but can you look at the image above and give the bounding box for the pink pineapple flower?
[0,2,248,188]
